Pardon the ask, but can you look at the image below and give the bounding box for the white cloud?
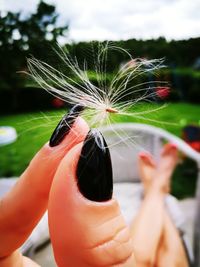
[0,0,39,14]
[1,0,200,41]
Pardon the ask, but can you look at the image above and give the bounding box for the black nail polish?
[49,104,85,147]
[76,129,113,202]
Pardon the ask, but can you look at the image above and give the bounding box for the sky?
[1,0,200,42]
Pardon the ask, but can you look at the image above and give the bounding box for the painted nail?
[76,129,113,202]
[49,104,85,147]
[170,143,177,149]
[139,152,149,158]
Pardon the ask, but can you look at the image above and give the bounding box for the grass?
[0,102,199,198]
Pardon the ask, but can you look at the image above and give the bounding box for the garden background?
[0,1,200,199]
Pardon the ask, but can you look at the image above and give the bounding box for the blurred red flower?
[52,98,65,108]
[156,86,170,99]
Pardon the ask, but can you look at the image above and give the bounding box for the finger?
[49,129,135,267]
[0,105,89,257]
[0,251,40,267]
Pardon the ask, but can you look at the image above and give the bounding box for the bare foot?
[138,152,156,194]
[138,143,178,194]
[155,143,178,193]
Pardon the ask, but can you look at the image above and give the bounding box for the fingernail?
[49,104,85,147]
[76,129,113,202]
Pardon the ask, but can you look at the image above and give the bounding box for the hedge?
[0,68,199,113]
[0,87,55,114]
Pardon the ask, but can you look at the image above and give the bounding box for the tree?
[0,1,68,110]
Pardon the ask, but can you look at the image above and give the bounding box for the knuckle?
[83,225,133,267]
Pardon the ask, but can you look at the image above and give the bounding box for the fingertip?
[49,104,86,147]
[48,116,89,149]
[28,117,89,173]
[69,116,89,134]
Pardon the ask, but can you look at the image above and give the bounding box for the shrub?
[0,68,199,114]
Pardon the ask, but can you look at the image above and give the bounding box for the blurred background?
[0,0,199,197]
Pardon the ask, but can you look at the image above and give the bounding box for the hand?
[0,106,135,267]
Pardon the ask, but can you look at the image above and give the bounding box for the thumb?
[48,129,135,267]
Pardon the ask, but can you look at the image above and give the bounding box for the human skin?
[0,117,89,266]
[0,112,188,267]
[0,115,136,267]
[131,145,189,267]
[48,140,135,267]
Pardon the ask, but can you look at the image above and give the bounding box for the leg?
[130,151,166,267]
[136,144,189,267]
[156,212,189,267]
[129,146,175,266]
[130,182,165,267]
[155,145,189,267]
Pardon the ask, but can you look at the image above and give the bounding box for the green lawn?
[0,102,199,198]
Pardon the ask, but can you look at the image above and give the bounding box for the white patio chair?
[100,123,200,267]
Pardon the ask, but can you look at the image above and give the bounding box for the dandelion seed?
[25,42,176,148]
[105,107,118,113]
